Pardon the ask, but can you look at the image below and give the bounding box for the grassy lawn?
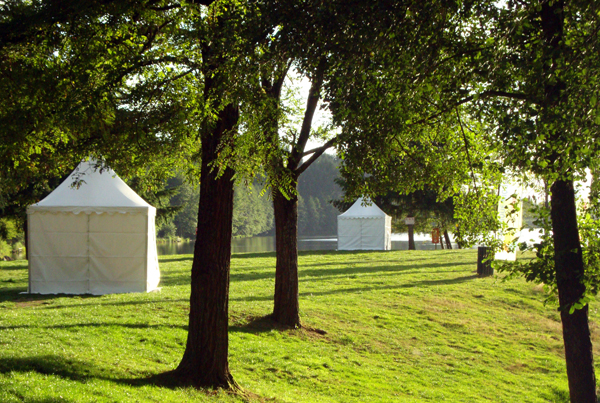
[1,249,597,402]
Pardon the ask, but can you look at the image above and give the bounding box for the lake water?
[157,233,453,256]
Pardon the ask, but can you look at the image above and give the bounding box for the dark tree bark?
[477,246,493,276]
[443,229,452,249]
[539,1,597,400]
[266,59,328,328]
[174,103,239,389]
[272,186,300,327]
[551,180,597,403]
[407,224,416,250]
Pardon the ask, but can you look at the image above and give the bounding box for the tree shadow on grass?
[298,260,470,279]
[0,291,98,304]
[159,256,193,264]
[227,260,473,287]
[0,355,178,388]
[229,272,480,303]
[0,321,187,332]
[0,261,28,271]
[232,251,276,259]
[0,355,233,398]
[294,274,479,299]
[544,387,569,403]
[35,297,189,310]
[0,355,96,382]
[155,249,478,287]
[298,268,468,284]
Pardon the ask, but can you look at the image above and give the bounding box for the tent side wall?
[28,211,90,294]
[88,212,148,294]
[338,216,363,250]
[28,207,160,295]
[359,217,386,250]
[384,216,392,250]
[146,210,160,291]
[338,216,389,250]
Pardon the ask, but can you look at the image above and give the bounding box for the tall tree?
[333,1,600,400]
[0,0,260,389]
[251,0,459,328]
[461,1,600,400]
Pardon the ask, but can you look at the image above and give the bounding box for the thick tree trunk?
[272,186,301,328]
[538,1,597,400]
[174,104,239,389]
[407,224,415,250]
[551,179,597,403]
[443,229,452,249]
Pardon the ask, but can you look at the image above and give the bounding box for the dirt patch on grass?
[229,314,328,340]
[14,299,52,308]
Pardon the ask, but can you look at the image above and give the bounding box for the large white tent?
[337,197,392,250]
[27,160,160,295]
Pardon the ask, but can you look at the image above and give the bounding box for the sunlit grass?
[1,249,594,402]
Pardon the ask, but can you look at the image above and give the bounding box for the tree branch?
[455,108,478,193]
[288,57,327,170]
[296,137,337,175]
[414,89,535,126]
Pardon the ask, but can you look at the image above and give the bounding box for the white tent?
[27,160,160,295]
[337,197,392,250]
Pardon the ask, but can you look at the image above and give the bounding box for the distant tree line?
[150,153,343,240]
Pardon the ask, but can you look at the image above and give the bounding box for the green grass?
[0,249,596,402]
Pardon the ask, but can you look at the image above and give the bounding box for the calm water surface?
[157,233,451,255]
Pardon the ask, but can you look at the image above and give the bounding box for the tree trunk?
[538,1,597,400]
[550,179,597,403]
[443,229,452,249]
[174,104,239,389]
[407,224,415,250]
[454,226,463,249]
[477,246,493,277]
[272,185,301,328]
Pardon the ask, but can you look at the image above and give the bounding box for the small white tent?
[337,197,392,250]
[27,160,160,295]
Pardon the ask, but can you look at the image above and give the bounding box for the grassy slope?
[0,249,597,402]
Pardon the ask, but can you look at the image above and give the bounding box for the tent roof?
[339,197,389,218]
[29,159,152,212]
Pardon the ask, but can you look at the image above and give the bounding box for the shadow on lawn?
[0,261,28,271]
[0,291,98,304]
[230,273,479,303]
[153,250,477,287]
[0,355,185,394]
[233,260,472,288]
[296,274,479,298]
[0,355,250,399]
[0,321,187,332]
[299,260,470,279]
[159,256,193,264]
[0,355,97,382]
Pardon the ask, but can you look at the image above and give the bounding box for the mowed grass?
[1,249,598,402]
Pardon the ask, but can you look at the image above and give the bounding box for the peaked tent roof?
[339,197,389,218]
[28,159,153,213]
